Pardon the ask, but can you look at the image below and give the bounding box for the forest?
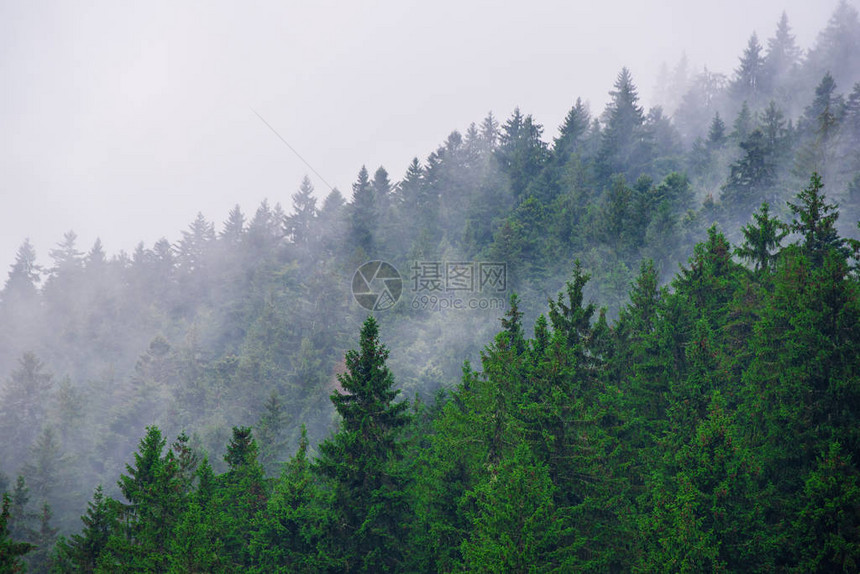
[2,2,860,572]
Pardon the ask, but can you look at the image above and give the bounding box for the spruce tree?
[731,33,766,108]
[287,175,318,251]
[53,485,117,572]
[735,202,787,274]
[788,172,846,264]
[597,67,650,182]
[349,166,376,256]
[314,316,410,572]
[0,493,32,573]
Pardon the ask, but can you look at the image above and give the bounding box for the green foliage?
[251,425,329,573]
[788,172,847,264]
[0,493,33,573]
[313,316,411,572]
[52,485,118,573]
[1,8,860,569]
[736,202,788,274]
[461,443,561,573]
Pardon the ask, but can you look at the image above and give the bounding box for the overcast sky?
[0,0,849,273]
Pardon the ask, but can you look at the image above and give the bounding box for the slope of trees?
[1,3,860,571]
[12,173,856,571]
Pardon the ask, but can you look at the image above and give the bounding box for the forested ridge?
[2,3,860,572]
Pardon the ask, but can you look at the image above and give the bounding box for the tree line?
[2,3,860,571]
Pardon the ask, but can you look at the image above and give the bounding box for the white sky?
[0,0,848,272]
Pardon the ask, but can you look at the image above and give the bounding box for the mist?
[2,1,860,570]
[0,0,841,271]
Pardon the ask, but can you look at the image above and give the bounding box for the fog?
[0,0,841,270]
[2,0,860,555]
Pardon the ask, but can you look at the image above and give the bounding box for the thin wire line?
[251,108,334,192]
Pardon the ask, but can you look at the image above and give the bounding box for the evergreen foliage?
[0,6,859,570]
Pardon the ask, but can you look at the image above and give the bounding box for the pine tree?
[675,66,728,144]
[496,108,549,201]
[371,166,392,219]
[349,166,376,256]
[21,427,63,512]
[26,502,58,572]
[0,353,53,463]
[53,485,118,572]
[460,444,560,573]
[731,101,754,143]
[553,97,591,162]
[220,426,267,568]
[597,67,650,182]
[735,202,787,274]
[795,73,843,181]
[314,316,411,572]
[763,12,801,99]
[721,128,777,220]
[479,111,500,152]
[788,172,847,265]
[805,0,860,88]
[167,457,224,573]
[706,112,727,149]
[0,493,32,573]
[251,425,328,573]
[0,240,42,335]
[255,391,290,476]
[102,426,185,572]
[221,204,246,246]
[287,175,318,251]
[731,33,766,108]
[176,212,215,275]
[792,442,860,571]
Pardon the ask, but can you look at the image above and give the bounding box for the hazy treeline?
[2,3,860,570]
[4,171,859,571]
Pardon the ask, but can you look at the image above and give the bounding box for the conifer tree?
[788,172,846,264]
[597,67,650,181]
[221,204,246,245]
[553,97,591,162]
[736,202,787,274]
[252,425,328,573]
[0,493,32,573]
[314,316,410,572]
[0,353,53,462]
[349,166,376,256]
[731,33,766,108]
[764,12,801,99]
[706,112,727,149]
[255,391,290,476]
[102,426,185,572]
[496,108,549,200]
[460,444,560,573]
[53,485,117,573]
[220,426,267,568]
[287,175,318,251]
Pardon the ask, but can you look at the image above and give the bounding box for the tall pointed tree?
[735,202,787,274]
[597,67,651,182]
[731,33,766,108]
[314,316,411,572]
[349,166,376,256]
[287,175,318,251]
[0,493,32,573]
[788,172,847,265]
[764,12,801,98]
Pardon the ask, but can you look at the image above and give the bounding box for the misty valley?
[3,3,860,572]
